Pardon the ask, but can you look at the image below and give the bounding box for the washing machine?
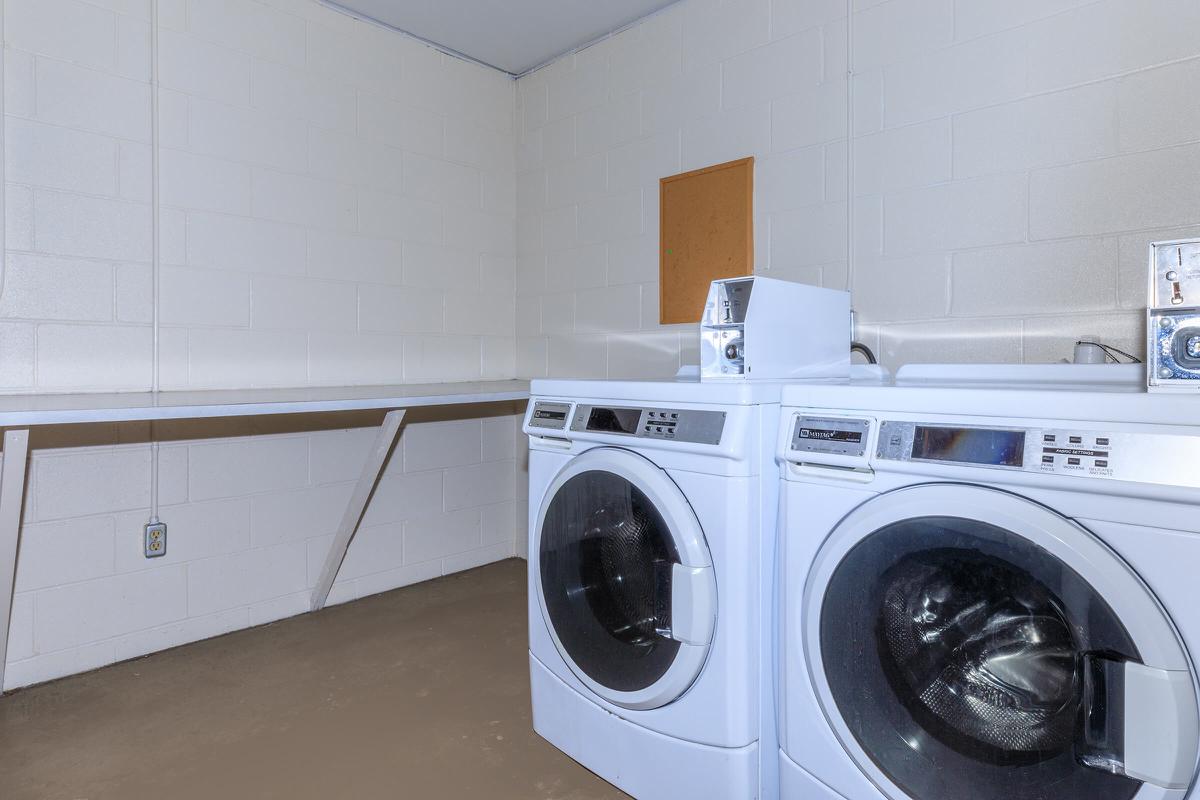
[523,378,787,800]
[774,378,1200,800]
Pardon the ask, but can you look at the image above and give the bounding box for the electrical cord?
[0,0,6,304]
[851,341,878,364]
[149,0,161,525]
[1076,340,1142,364]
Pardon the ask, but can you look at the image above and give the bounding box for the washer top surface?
[533,365,890,407]
[782,376,1192,427]
[533,377,787,406]
[894,362,1144,389]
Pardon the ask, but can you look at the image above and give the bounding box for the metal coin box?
[1148,239,1200,391]
[698,276,850,382]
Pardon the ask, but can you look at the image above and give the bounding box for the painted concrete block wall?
[2,0,520,690]
[514,0,850,378]
[848,0,1200,366]
[514,0,1200,375]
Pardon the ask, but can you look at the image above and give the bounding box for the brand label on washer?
[529,401,571,430]
[792,416,870,457]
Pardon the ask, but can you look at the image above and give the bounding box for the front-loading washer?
[524,378,787,800]
[774,379,1200,800]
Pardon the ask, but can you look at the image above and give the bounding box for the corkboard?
[659,157,754,324]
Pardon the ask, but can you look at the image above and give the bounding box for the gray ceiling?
[329,0,680,75]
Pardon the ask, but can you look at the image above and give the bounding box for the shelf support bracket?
[310,410,406,612]
[0,428,31,694]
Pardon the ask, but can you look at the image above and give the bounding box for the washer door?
[535,447,717,710]
[806,484,1199,800]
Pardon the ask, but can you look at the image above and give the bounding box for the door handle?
[668,564,716,646]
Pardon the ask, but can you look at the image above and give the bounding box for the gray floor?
[0,559,628,800]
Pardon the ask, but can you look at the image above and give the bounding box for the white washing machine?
[775,379,1200,800]
[524,378,786,800]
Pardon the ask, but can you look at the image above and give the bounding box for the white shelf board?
[0,380,531,427]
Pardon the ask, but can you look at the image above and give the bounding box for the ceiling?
[328,0,680,76]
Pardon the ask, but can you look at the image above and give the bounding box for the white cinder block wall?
[513,0,1200,375]
[2,0,520,690]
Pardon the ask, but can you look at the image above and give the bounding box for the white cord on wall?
[0,0,7,305]
[149,0,161,523]
[845,0,855,297]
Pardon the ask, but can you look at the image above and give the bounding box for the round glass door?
[541,469,680,691]
[807,485,1198,800]
[536,448,715,710]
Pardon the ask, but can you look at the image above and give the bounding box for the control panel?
[570,404,725,445]
[876,421,1118,478]
[528,401,571,431]
[778,414,1200,490]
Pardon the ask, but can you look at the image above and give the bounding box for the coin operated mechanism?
[699,276,851,381]
[1147,238,1200,392]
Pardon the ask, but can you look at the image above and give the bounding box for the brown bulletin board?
[658,157,754,324]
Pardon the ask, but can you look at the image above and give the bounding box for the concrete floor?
[0,559,628,800]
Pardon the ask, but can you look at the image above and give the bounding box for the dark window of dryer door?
[820,514,1142,800]
[540,469,683,693]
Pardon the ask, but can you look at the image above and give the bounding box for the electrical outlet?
[144,521,167,558]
